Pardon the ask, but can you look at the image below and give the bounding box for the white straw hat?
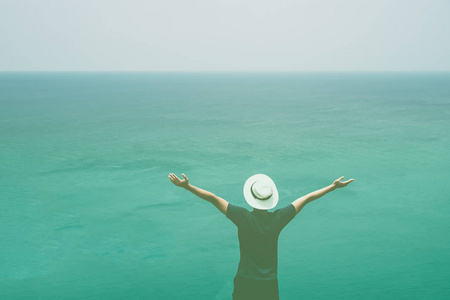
[243,174,279,210]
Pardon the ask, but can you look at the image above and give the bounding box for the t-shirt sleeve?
[226,203,250,228]
[275,204,296,230]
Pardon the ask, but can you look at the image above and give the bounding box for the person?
[168,173,354,299]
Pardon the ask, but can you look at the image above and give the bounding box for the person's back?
[227,204,296,299]
[227,204,295,279]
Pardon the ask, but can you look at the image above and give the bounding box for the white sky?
[1,0,449,71]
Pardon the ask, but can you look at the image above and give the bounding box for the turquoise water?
[1,72,449,299]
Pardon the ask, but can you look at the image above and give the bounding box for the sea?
[1,72,449,299]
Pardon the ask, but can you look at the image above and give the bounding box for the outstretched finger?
[337,176,344,182]
[169,174,179,183]
[182,173,188,180]
[344,179,354,184]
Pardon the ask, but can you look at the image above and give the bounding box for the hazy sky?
[1,0,449,71]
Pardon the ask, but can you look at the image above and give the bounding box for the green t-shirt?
[226,203,296,280]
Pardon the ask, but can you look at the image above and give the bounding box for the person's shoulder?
[226,203,250,217]
[273,204,296,229]
[273,203,295,214]
[226,203,252,227]
[228,203,243,209]
[273,204,296,220]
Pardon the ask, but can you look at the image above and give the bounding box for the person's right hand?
[168,173,190,189]
[332,176,354,188]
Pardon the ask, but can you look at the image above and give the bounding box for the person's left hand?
[168,173,190,189]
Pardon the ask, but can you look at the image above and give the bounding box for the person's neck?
[253,208,268,212]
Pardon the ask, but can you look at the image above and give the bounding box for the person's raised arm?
[291,176,354,215]
[168,173,229,215]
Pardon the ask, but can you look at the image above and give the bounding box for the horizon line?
[1,70,450,73]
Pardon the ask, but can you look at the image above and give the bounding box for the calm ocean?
[1,72,449,299]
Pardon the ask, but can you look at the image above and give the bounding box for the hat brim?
[243,174,279,210]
